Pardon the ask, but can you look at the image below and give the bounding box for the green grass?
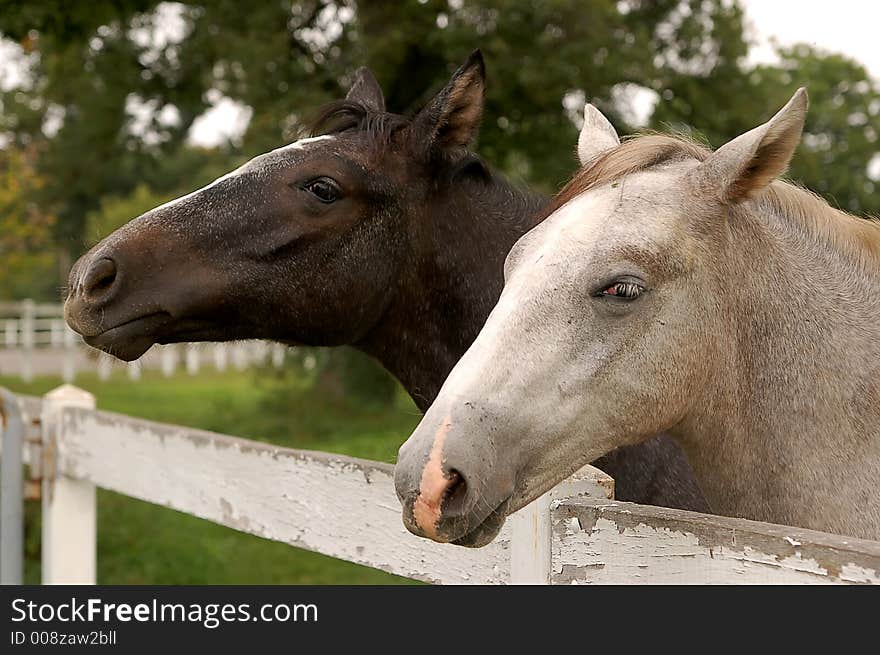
[1,366,423,584]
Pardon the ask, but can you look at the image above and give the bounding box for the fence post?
[160,346,177,378]
[508,492,552,584]
[186,344,200,376]
[271,343,285,368]
[508,464,615,585]
[0,389,25,584]
[20,299,35,383]
[232,343,249,371]
[127,360,142,381]
[97,354,112,381]
[4,319,16,348]
[41,385,97,584]
[213,343,228,372]
[253,341,268,365]
[61,326,77,383]
[50,320,63,348]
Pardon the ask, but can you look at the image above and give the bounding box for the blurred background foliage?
[1,0,879,584]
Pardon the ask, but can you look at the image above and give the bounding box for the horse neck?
[678,203,880,538]
[358,175,545,411]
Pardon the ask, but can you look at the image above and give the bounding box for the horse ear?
[411,49,486,155]
[577,104,620,165]
[691,88,808,203]
[346,67,385,113]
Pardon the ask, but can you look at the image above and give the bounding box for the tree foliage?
[0,145,58,298]
[755,46,880,214]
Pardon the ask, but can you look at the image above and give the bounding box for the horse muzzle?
[394,408,517,548]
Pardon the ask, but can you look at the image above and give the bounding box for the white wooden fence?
[0,301,286,382]
[4,385,880,584]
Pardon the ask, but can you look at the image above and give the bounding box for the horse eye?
[303,177,340,203]
[601,281,644,300]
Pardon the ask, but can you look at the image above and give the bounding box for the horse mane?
[305,100,409,145]
[545,133,880,268]
[762,184,880,266]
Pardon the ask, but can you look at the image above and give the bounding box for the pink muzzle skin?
[411,415,456,540]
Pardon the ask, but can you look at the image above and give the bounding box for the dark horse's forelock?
[306,100,409,145]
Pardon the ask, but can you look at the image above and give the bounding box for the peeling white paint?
[35,402,880,585]
[57,407,509,584]
[551,501,880,585]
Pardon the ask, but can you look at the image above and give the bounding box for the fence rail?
[2,385,880,585]
[0,300,286,382]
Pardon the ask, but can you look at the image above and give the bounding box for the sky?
[742,0,880,76]
[739,0,880,182]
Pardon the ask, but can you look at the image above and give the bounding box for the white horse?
[395,88,880,545]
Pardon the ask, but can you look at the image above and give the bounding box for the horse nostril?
[82,257,118,303]
[441,469,468,515]
[411,466,471,539]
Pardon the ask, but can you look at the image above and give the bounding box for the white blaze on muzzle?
[412,415,453,540]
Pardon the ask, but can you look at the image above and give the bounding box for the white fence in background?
[5,386,880,585]
[0,301,286,382]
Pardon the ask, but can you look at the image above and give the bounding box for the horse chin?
[155,319,253,345]
[82,312,170,361]
[450,499,510,548]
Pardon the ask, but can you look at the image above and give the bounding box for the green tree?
[84,183,174,244]
[753,46,880,216]
[0,145,58,299]
[651,38,880,216]
[82,149,242,245]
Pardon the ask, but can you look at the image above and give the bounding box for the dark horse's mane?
[306,100,410,144]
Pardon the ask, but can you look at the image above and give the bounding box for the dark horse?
[64,51,708,512]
